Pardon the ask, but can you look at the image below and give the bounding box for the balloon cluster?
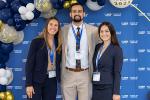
[0,68,13,85]
[19,3,35,20]
[0,0,41,31]
[0,91,14,100]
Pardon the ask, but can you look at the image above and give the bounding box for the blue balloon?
[0,8,12,23]
[0,1,7,10]
[20,0,34,5]
[0,41,14,54]
[0,85,6,92]
[78,0,87,5]
[97,0,105,6]
[51,0,65,9]
[6,0,14,3]
[14,14,26,31]
[0,52,9,64]
[11,0,22,13]
[7,18,15,26]
[0,63,6,68]
[33,9,41,19]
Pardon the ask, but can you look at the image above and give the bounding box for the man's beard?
[72,15,83,22]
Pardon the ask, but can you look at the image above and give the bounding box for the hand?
[113,94,120,100]
[26,86,35,98]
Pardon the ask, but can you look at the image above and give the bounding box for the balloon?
[78,0,87,5]
[25,11,34,20]
[70,0,78,5]
[0,68,6,77]
[0,92,6,99]
[32,9,41,19]
[41,8,57,19]
[21,15,27,20]
[86,0,103,11]
[7,19,15,26]
[50,0,65,9]
[97,0,105,6]
[26,3,35,11]
[18,6,28,15]
[14,14,26,31]
[0,20,4,31]
[10,0,22,13]
[34,0,52,12]
[13,31,24,45]
[63,0,70,9]
[0,77,8,85]
[0,24,18,43]
[0,1,6,10]
[5,69,13,85]
[6,94,14,100]
[0,8,12,23]
[0,41,14,54]
[20,0,34,5]
[109,0,133,8]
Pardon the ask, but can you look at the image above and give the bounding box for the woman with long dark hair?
[92,22,123,100]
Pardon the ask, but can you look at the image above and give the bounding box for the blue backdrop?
[6,0,150,100]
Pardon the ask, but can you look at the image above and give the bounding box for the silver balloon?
[41,8,57,19]
[13,31,24,45]
[0,24,18,43]
[86,0,103,11]
[5,68,13,85]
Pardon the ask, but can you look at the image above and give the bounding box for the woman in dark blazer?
[92,22,123,100]
[25,17,62,100]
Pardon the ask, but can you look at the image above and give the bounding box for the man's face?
[70,5,85,22]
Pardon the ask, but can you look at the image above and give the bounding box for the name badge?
[48,71,56,78]
[75,52,82,59]
[93,72,100,81]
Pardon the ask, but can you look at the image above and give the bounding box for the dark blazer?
[92,43,123,94]
[25,38,61,87]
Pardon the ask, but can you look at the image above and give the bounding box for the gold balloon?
[0,20,4,32]
[70,0,78,5]
[63,1,70,9]
[35,0,52,12]
[6,94,14,100]
[5,91,12,96]
[0,92,6,99]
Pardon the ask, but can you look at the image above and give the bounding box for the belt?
[65,67,89,72]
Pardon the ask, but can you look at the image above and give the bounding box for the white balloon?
[13,31,24,45]
[109,0,133,8]
[21,14,27,20]
[5,69,12,78]
[86,0,103,11]
[0,68,6,77]
[1,0,6,3]
[26,3,35,11]
[25,11,34,20]
[18,6,28,15]
[0,77,8,85]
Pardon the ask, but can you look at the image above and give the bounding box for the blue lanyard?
[71,24,83,45]
[96,46,103,71]
[47,43,55,65]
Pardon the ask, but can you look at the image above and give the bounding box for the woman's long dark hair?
[98,22,120,47]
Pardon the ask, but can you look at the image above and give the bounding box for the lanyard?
[47,43,55,65]
[71,24,83,45]
[96,46,103,71]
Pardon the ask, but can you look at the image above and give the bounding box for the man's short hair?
[70,3,85,12]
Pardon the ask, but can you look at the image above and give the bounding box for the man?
[61,3,100,100]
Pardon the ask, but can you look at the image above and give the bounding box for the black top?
[25,38,61,86]
[93,43,123,94]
